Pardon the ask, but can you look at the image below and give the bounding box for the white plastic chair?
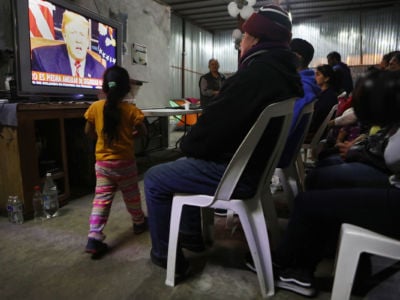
[331,223,400,300]
[302,104,338,163]
[165,98,296,298]
[275,100,315,211]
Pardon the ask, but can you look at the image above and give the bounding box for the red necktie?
[74,60,81,77]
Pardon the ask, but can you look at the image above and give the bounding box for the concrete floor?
[1,129,399,300]
[0,187,334,300]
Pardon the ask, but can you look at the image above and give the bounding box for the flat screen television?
[12,0,122,100]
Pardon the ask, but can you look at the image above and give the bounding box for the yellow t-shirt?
[84,99,144,161]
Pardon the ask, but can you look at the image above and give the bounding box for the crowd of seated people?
[271,68,400,297]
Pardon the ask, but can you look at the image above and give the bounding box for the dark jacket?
[309,86,338,134]
[199,72,226,107]
[333,62,353,95]
[181,48,303,181]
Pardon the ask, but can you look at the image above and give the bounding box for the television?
[12,0,123,100]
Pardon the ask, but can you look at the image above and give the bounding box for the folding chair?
[165,98,296,298]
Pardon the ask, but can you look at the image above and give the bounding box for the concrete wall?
[0,0,171,108]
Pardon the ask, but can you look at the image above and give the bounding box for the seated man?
[144,5,303,278]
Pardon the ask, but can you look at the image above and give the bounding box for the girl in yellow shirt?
[84,65,147,257]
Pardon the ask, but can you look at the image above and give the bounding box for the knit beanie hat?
[242,4,292,43]
[290,38,314,66]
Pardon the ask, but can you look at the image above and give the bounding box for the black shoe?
[214,209,228,217]
[275,267,317,297]
[179,233,206,252]
[150,250,191,280]
[133,217,148,234]
[85,238,108,259]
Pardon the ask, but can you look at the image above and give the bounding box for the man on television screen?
[31,10,106,78]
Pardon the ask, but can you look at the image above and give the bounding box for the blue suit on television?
[31,44,105,78]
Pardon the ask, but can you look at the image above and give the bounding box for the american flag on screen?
[98,23,117,68]
[29,0,56,39]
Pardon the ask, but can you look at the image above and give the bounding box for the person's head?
[208,59,220,73]
[240,4,292,58]
[102,65,131,100]
[379,51,400,70]
[101,65,131,146]
[327,51,341,66]
[352,70,400,126]
[290,38,314,70]
[315,64,337,90]
[387,52,400,71]
[62,10,90,61]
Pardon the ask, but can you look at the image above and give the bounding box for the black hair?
[101,65,131,147]
[290,38,314,68]
[352,70,400,126]
[316,64,339,91]
[327,51,341,62]
[382,51,400,64]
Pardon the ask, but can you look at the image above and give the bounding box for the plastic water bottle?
[32,185,44,221]
[42,173,59,218]
[11,196,24,224]
[6,196,14,223]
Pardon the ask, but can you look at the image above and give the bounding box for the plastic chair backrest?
[278,100,315,168]
[213,98,296,202]
[309,104,338,147]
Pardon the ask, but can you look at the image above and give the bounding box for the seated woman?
[305,64,339,142]
[271,69,400,297]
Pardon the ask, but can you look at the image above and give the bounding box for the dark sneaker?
[214,209,228,217]
[85,238,108,259]
[133,217,148,234]
[179,233,206,252]
[275,267,317,297]
[150,250,191,281]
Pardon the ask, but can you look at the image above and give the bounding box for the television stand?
[0,101,94,218]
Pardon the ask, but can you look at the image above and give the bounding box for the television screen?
[12,0,122,99]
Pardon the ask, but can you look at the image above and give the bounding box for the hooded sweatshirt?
[180,47,303,181]
[278,68,320,168]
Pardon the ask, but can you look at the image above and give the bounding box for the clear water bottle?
[32,185,45,221]
[6,195,14,223]
[11,196,24,224]
[42,173,59,218]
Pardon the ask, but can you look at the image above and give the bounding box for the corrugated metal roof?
[158,0,400,32]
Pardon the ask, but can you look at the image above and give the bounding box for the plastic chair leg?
[331,230,361,300]
[235,199,275,298]
[165,199,184,287]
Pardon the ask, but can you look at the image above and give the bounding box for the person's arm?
[336,133,368,159]
[84,121,97,140]
[333,107,357,127]
[133,122,148,137]
[200,77,218,97]
[384,127,400,174]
